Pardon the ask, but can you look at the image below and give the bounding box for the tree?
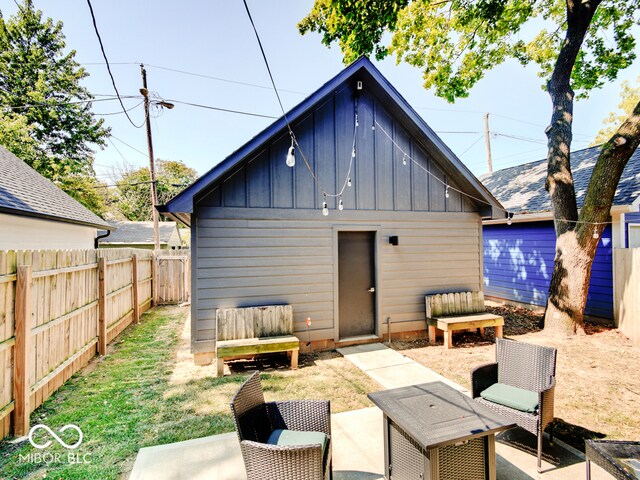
[300,0,640,335]
[0,1,109,191]
[592,77,640,145]
[114,160,197,222]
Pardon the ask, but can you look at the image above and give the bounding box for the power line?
[458,135,485,157]
[145,64,307,96]
[166,99,277,119]
[94,100,144,116]
[85,0,144,129]
[109,135,148,157]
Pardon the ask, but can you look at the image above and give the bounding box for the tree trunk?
[544,96,640,334]
[542,0,600,334]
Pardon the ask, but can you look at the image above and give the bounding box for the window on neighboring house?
[629,223,640,248]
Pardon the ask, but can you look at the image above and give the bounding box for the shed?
[98,221,183,249]
[0,145,114,250]
[161,57,504,361]
[481,145,640,320]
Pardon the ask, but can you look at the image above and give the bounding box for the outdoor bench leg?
[479,327,485,337]
[444,330,453,349]
[494,325,503,338]
[428,325,436,344]
[217,358,225,377]
[291,349,299,369]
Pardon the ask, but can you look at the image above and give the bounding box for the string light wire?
[372,117,615,227]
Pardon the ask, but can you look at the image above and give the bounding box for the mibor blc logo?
[28,424,83,449]
[19,423,91,465]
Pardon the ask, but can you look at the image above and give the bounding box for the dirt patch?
[391,306,640,452]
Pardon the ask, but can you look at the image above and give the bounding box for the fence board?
[614,248,640,346]
[0,247,188,440]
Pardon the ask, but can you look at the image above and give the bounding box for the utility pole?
[484,112,493,173]
[140,64,160,250]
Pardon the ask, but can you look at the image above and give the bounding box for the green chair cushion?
[267,429,328,455]
[480,383,539,413]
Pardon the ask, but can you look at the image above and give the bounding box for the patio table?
[586,440,640,480]
[368,381,515,480]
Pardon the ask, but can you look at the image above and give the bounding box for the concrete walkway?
[129,342,612,480]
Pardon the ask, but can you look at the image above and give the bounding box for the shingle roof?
[0,146,113,229]
[99,221,181,245]
[480,145,640,213]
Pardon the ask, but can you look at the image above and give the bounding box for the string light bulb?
[402,154,407,166]
[347,177,352,187]
[322,194,329,216]
[445,186,450,199]
[507,213,512,226]
[352,148,356,158]
[338,198,344,211]
[286,140,295,168]
[593,226,599,239]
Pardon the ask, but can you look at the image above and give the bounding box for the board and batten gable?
[190,82,486,353]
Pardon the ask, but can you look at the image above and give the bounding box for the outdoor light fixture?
[389,236,399,246]
[286,142,295,168]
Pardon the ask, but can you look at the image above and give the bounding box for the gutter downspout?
[94,230,111,249]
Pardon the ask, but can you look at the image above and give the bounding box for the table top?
[587,440,640,479]
[368,381,516,450]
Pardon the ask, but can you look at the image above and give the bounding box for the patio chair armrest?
[267,400,332,435]
[240,439,325,480]
[470,362,498,398]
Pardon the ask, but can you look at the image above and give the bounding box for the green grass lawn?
[0,306,378,480]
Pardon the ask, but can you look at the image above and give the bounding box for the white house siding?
[192,207,482,353]
[0,213,97,250]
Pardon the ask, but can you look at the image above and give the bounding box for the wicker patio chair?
[471,337,557,472]
[230,371,332,480]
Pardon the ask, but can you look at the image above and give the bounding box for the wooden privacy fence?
[156,250,191,305]
[0,248,184,441]
[614,247,640,346]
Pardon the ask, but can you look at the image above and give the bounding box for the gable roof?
[481,145,640,214]
[0,146,114,229]
[98,221,182,245]
[161,57,503,224]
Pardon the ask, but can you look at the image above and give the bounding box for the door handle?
[368,287,375,293]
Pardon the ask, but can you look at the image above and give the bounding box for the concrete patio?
[129,343,613,480]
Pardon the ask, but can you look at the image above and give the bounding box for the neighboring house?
[0,146,115,250]
[481,145,640,320]
[98,221,183,249]
[161,57,504,360]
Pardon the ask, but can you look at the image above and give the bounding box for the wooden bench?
[425,291,503,349]
[216,305,299,377]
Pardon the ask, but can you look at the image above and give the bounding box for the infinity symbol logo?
[28,424,83,450]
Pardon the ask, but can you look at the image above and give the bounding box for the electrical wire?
[458,135,485,156]
[166,99,277,119]
[109,135,148,157]
[85,0,144,129]
[145,64,307,96]
[94,100,144,116]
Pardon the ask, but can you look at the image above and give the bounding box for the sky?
[2,0,638,183]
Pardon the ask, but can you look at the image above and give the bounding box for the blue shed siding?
[483,221,613,319]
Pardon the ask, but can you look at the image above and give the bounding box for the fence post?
[14,265,32,437]
[98,257,107,356]
[132,254,139,323]
[151,251,158,306]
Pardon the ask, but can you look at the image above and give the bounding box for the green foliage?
[0,110,38,161]
[592,76,640,145]
[0,0,110,176]
[115,160,198,221]
[56,174,112,217]
[299,0,639,102]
